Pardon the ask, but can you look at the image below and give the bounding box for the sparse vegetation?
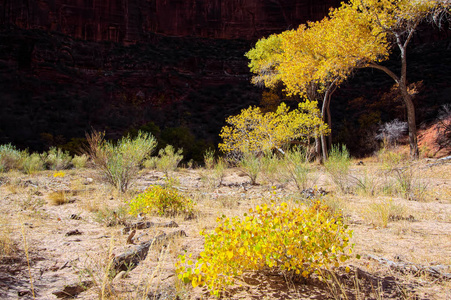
[154,145,183,178]
[238,152,262,185]
[129,185,195,217]
[72,154,89,169]
[45,147,72,170]
[0,143,23,172]
[86,130,157,192]
[0,134,449,300]
[324,145,352,193]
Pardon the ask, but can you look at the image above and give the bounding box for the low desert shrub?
[205,158,227,188]
[324,145,351,193]
[72,154,89,169]
[46,147,72,170]
[352,171,381,197]
[0,144,23,172]
[22,152,45,174]
[283,146,314,192]
[261,151,286,186]
[143,156,158,169]
[203,148,215,169]
[239,153,262,185]
[154,145,183,177]
[176,201,353,297]
[129,185,195,217]
[378,149,428,200]
[87,130,157,192]
[392,167,429,201]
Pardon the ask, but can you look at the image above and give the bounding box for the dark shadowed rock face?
[1,0,340,41]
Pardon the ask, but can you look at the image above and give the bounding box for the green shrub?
[176,201,353,297]
[72,154,89,169]
[143,156,158,169]
[239,152,262,185]
[0,144,23,172]
[155,145,183,177]
[203,148,215,169]
[324,145,351,193]
[87,130,157,192]
[392,167,428,201]
[45,147,72,170]
[128,185,195,217]
[377,149,428,200]
[22,153,45,174]
[261,151,285,186]
[283,146,314,192]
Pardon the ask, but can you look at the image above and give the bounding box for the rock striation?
[1,0,340,41]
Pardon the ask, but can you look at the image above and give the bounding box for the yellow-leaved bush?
[219,101,329,155]
[175,201,354,297]
[128,185,195,217]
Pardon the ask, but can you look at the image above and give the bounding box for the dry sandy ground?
[0,159,450,300]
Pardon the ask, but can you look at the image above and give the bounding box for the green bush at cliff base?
[176,201,354,297]
[129,185,195,217]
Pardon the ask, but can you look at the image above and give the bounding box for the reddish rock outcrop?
[1,0,340,41]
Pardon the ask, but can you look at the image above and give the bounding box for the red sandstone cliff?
[1,0,340,41]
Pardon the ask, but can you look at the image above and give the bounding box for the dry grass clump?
[0,217,16,257]
[48,190,70,205]
[363,198,408,228]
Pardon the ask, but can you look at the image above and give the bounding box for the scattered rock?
[184,213,196,221]
[147,290,180,300]
[33,190,43,196]
[163,220,179,228]
[65,229,82,236]
[18,290,31,297]
[389,215,415,222]
[301,187,328,199]
[70,214,82,220]
[52,280,93,298]
[113,230,187,272]
[23,180,38,188]
[113,270,128,282]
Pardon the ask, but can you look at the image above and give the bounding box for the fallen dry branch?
[121,220,179,234]
[365,254,451,280]
[112,230,187,272]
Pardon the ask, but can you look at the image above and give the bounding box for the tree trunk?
[398,38,419,159]
[320,98,328,162]
[320,81,337,161]
[315,136,322,162]
[367,58,419,160]
[399,84,419,159]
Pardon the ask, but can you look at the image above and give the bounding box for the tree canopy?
[246,0,449,159]
[219,101,329,155]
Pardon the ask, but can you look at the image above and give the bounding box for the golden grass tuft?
[48,190,69,205]
[0,217,15,257]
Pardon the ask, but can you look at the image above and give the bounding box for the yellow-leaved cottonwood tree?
[219,101,329,155]
[246,0,450,159]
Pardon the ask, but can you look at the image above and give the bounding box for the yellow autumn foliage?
[246,0,443,97]
[175,201,354,297]
[218,101,329,154]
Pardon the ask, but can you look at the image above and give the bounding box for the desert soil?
[0,159,450,300]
